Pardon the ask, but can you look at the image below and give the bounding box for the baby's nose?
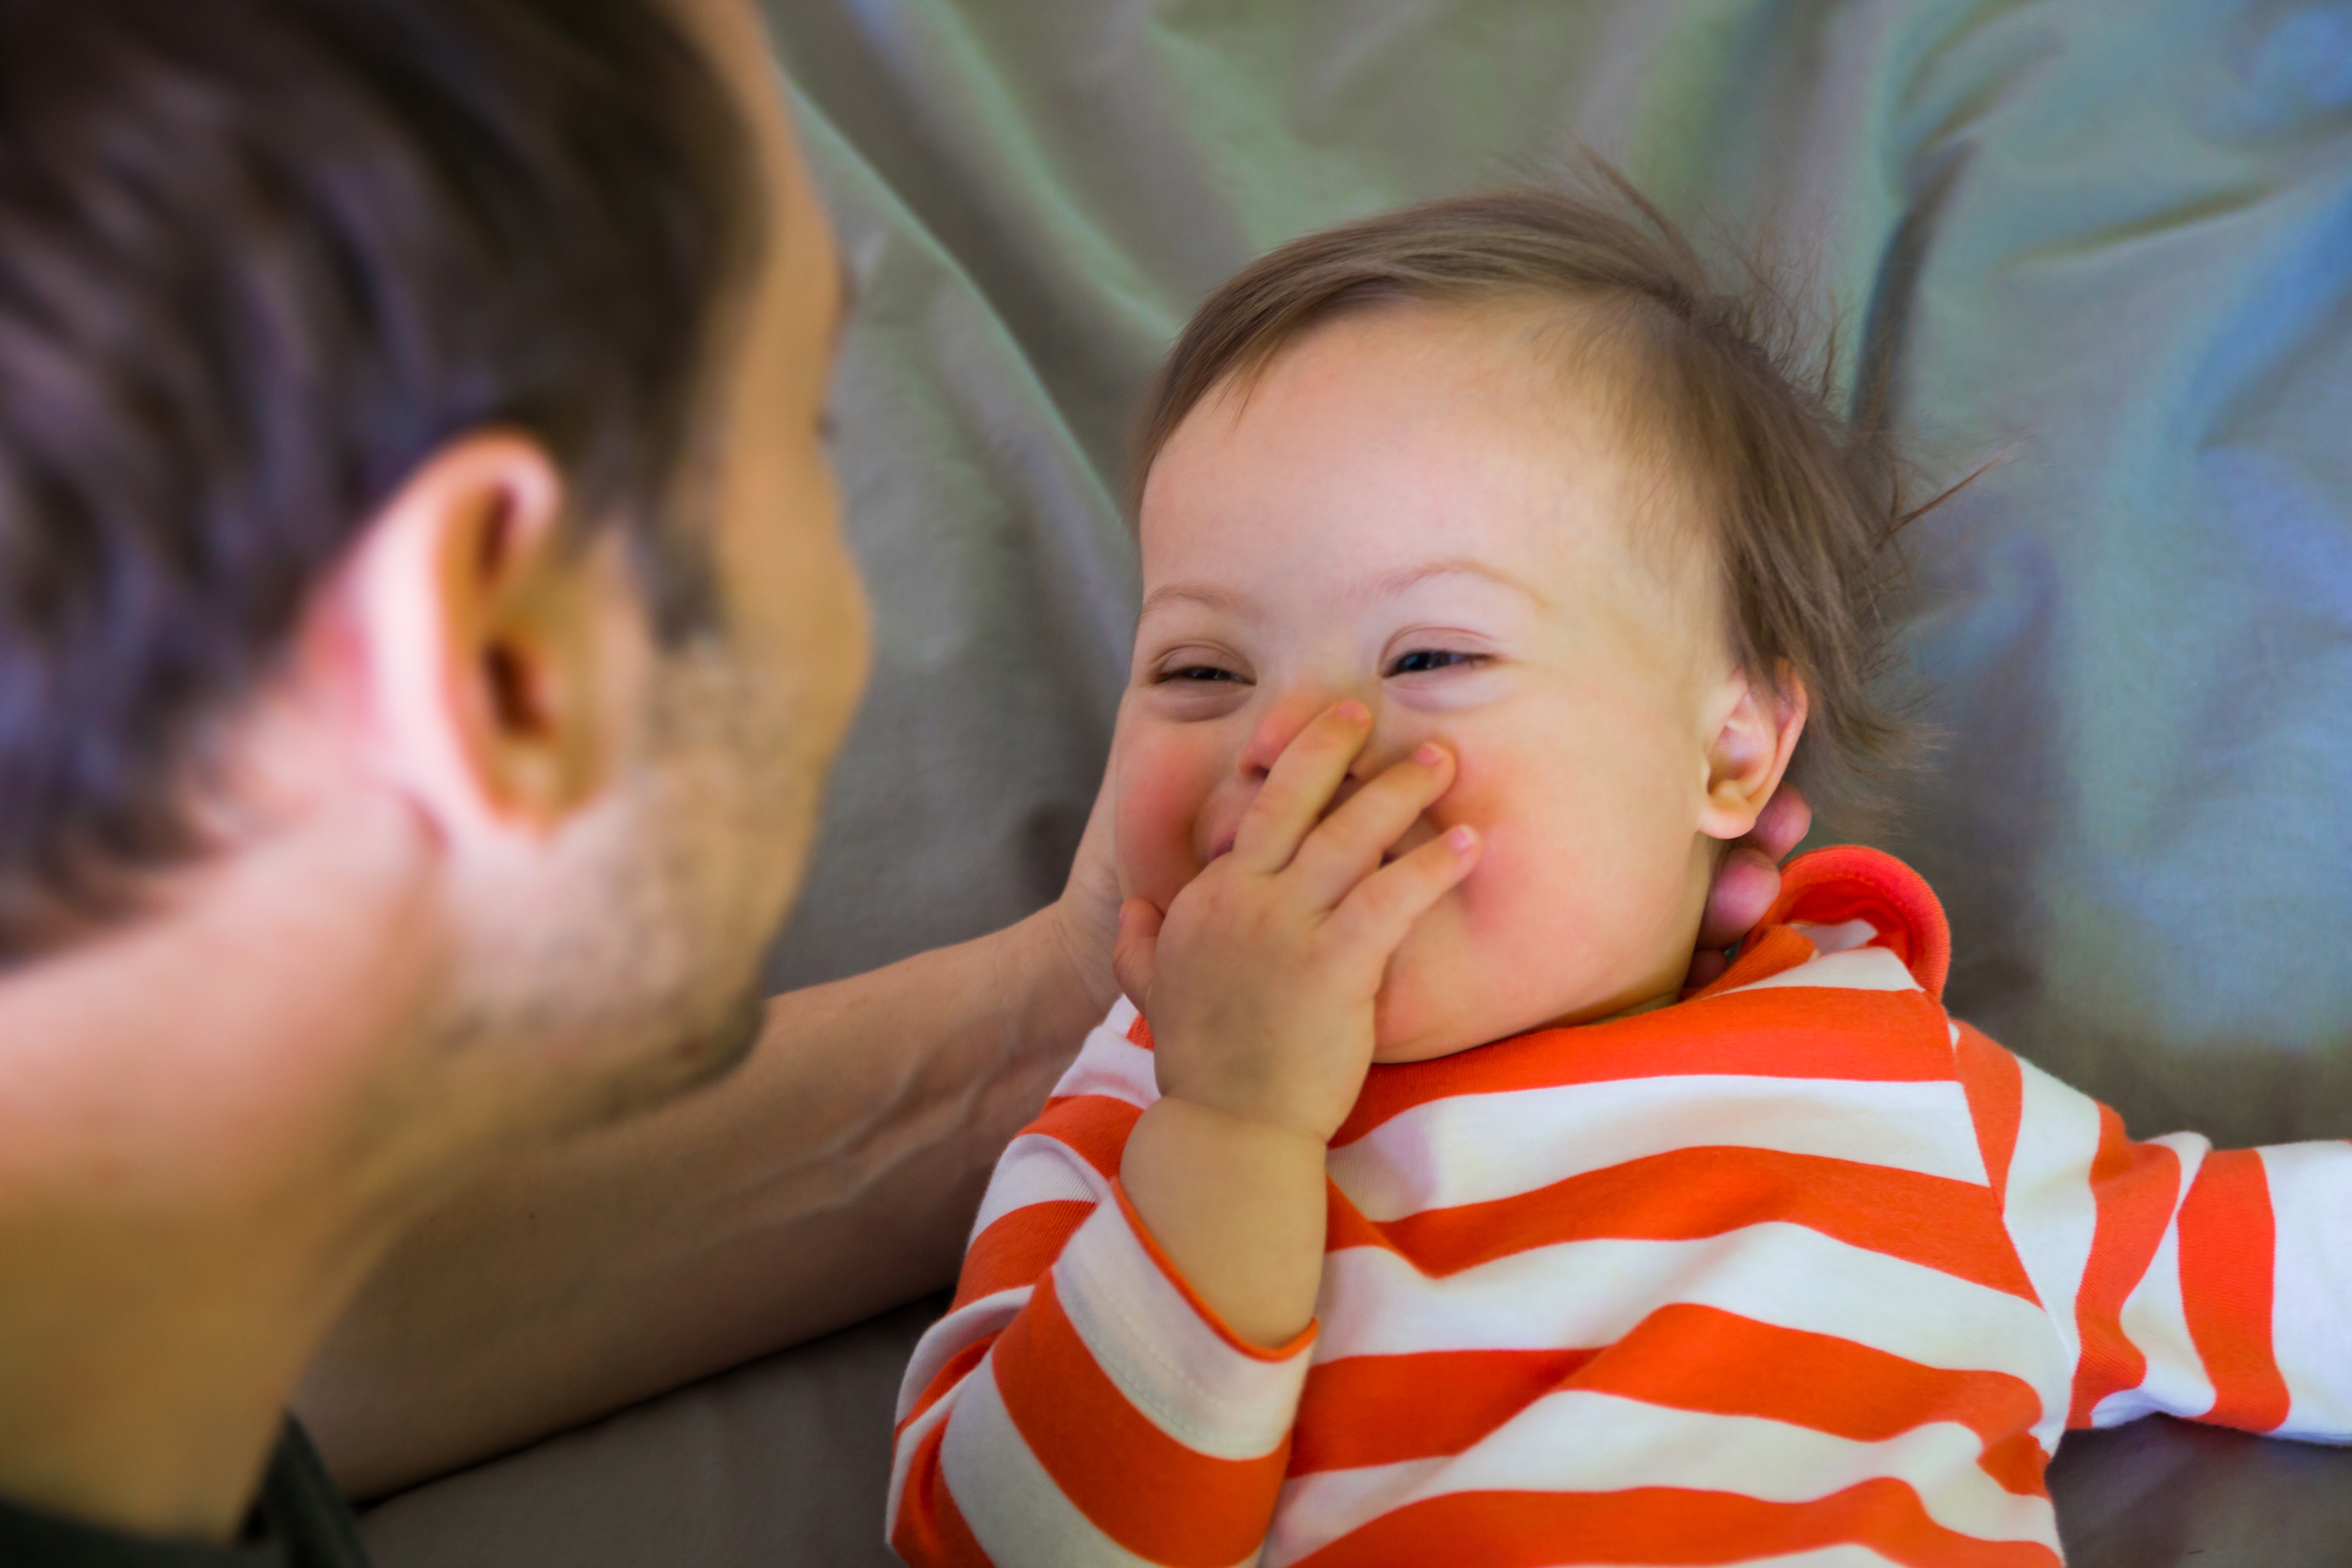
[1238,690,1375,780]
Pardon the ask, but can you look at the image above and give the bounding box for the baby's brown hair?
[1132,174,1950,813]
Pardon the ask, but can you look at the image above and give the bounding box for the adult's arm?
[295,788,1126,1499]
[296,783,1807,1498]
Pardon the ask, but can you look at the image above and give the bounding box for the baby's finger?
[1327,825,1480,962]
[1284,743,1456,910]
[1230,701,1372,874]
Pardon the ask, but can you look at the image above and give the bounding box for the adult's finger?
[1749,786,1812,862]
[1112,898,1164,1013]
[1051,750,1125,1013]
[1230,701,1372,874]
[1691,786,1812,954]
[1694,844,1782,953]
[1327,825,1480,961]
[1284,744,1456,910]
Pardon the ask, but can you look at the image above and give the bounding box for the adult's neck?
[0,792,447,1542]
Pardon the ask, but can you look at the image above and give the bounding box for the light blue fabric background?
[767,0,2352,1147]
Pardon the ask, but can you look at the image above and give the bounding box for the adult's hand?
[1042,751,1124,1021]
[1687,787,1812,989]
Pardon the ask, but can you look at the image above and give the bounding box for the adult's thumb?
[1112,898,1163,1011]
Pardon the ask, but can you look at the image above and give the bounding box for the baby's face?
[1117,303,1770,1062]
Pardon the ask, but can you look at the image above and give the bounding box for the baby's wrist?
[1142,1091,1335,1158]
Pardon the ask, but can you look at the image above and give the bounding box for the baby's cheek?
[1113,740,1216,906]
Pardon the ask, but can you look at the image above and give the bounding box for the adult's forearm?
[295,905,1109,1499]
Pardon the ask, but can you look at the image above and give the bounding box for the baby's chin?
[1367,979,1558,1065]
[1368,951,1667,1064]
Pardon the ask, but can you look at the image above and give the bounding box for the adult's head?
[0,0,863,1233]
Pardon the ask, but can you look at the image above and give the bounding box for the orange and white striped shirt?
[889,846,2352,1567]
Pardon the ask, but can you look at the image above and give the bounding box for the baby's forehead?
[1136,371,1726,696]
[1146,297,1724,596]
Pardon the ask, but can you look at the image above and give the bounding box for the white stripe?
[1046,1011,1160,1107]
[966,1001,1158,1241]
[1617,1552,1901,1568]
[968,1127,1115,1241]
[884,1370,958,1535]
[1720,944,1923,996]
[1315,1224,2064,1388]
[1790,918,1882,955]
[2262,1140,2352,1438]
[1269,1391,2055,1559]
[939,1356,1190,1568]
[2000,1053,2107,1444]
[2091,1134,2214,1427]
[1329,1076,1987,1221]
[894,1285,1029,1424]
[1266,1457,1449,1566]
[1054,1197,1310,1459]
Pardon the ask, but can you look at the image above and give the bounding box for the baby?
[887,186,2352,1568]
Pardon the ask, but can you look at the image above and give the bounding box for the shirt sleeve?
[1966,1022,2352,1440]
[886,1001,1316,1568]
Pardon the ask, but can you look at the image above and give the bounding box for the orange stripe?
[1024,1093,1142,1182]
[1763,845,1953,1001]
[990,1272,1290,1567]
[952,1200,1096,1312]
[1365,1146,2035,1300]
[2176,1148,2290,1432]
[1573,1304,2047,1495]
[1337,987,1957,1146]
[1289,1308,2050,1495]
[889,1415,998,1568]
[1289,1481,2058,1568]
[2066,1106,2182,1426]
[1954,1024,2025,1210]
[1292,1348,1597,1472]
[1325,1181,1387,1253]
[897,1335,997,1440]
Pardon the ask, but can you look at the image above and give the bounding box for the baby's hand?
[1113,700,1479,1145]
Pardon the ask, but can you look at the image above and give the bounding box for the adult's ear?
[1697,665,1808,842]
[336,431,637,841]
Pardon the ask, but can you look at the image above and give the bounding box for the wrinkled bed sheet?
[362,1,2352,1563]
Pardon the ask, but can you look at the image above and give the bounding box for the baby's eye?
[1160,664,1243,684]
[1387,649,1481,677]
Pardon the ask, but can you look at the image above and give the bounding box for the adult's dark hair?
[0,0,762,960]
[1137,179,1958,818]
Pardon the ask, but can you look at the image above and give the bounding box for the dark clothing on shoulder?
[0,1423,367,1567]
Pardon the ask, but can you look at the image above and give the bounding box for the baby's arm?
[1970,1025,2352,1440]
[1116,703,1474,1346]
[887,704,1475,1566]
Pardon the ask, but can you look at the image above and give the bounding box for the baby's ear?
[1698,665,1807,840]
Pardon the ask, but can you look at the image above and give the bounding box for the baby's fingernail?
[1335,699,1370,724]
[1446,826,1478,853]
[1414,743,1446,767]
